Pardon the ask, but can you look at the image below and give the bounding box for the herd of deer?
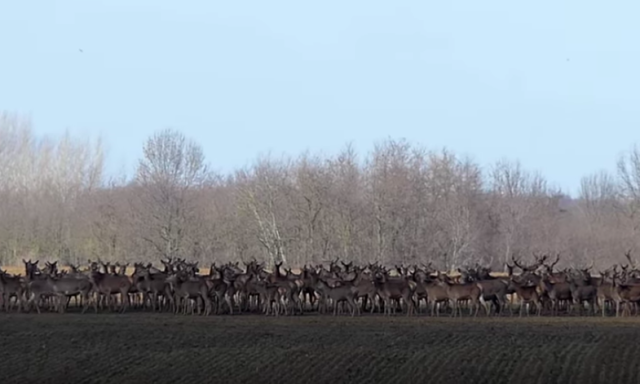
[2,252,640,317]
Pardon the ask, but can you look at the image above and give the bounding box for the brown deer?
[373,271,417,316]
[166,272,212,316]
[507,276,542,316]
[435,272,481,317]
[597,268,621,317]
[89,269,133,313]
[314,278,359,316]
[566,268,597,316]
[0,269,23,312]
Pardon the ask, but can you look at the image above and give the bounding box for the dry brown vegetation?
[1,111,640,271]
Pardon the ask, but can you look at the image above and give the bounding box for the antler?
[511,255,537,272]
[584,260,594,272]
[624,249,636,269]
[538,254,549,265]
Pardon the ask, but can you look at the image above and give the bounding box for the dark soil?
[1,314,639,384]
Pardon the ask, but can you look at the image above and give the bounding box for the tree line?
[0,111,638,269]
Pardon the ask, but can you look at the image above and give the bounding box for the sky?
[1,1,639,196]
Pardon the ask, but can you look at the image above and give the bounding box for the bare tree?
[133,129,210,259]
[0,112,105,263]
[5,112,640,270]
[489,159,555,266]
[289,152,332,263]
[236,156,292,266]
[617,146,640,243]
[428,150,482,270]
[326,144,367,262]
[366,139,416,263]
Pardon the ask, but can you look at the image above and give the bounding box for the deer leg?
[228,294,236,314]
[11,294,18,312]
[194,297,201,315]
[33,295,41,314]
[80,291,90,314]
[479,296,488,316]
[218,293,225,314]
[92,292,99,313]
[58,295,66,314]
[509,297,514,317]
[226,295,234,315]
[121,291,130,314]
[201,296,209,316]
[151,292,158,312]
[518,299,524,317]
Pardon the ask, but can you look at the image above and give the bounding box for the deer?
[566,267,597,316]
[423,278,451,317]
[88,269,133,313]
[614,257,640,317]
[133,265,170,312]
[314,277,360,316]
[232,260,263,312]
[597,268,622,317]
[299,265,319,311]
[372,270,417,316]
[253,277,283,316]
[615,281,640,317]
[465,266,509,316]
[435,272,481,317]
[538,271,572,316]
[0,268,24,312]
[207,265,235,315]
[21,259,63,313]
[166,271,212,316]
[48,274,93,314]
[507,276,542,316]
[260,262,303,316]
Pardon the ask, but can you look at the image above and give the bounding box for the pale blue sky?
[1,1,639,195]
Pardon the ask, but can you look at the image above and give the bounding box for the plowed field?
[1,314,639,384]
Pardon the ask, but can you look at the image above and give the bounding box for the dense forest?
[0,111,638,269]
